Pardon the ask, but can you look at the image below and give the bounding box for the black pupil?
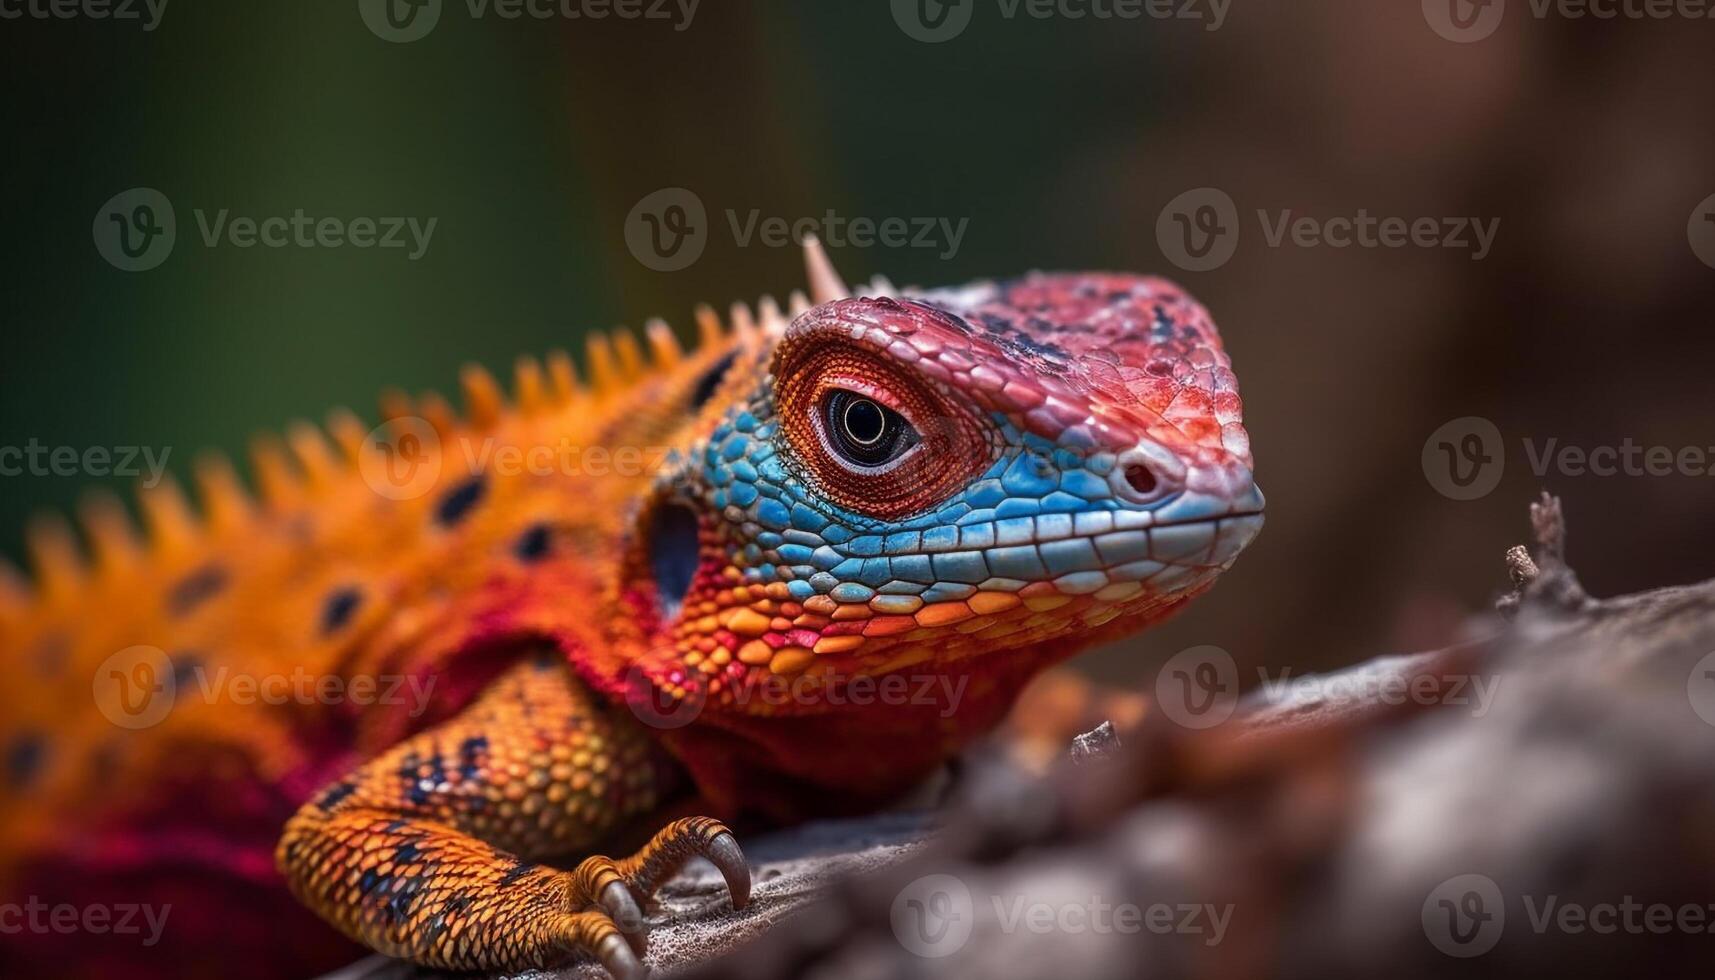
[824,390,918,467]
[842,398,886,445]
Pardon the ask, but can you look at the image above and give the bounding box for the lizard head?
[627,244,1262,726]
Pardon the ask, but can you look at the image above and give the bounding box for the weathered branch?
[681,495,1715,980]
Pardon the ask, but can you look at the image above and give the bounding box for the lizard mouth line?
[1146,509,1264,528]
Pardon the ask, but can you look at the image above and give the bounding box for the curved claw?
[704,832,751,910]
[600,880,648,956]
[596,932,648,980]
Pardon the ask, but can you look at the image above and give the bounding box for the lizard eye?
[821,390,921,470]
[771,335,994,520]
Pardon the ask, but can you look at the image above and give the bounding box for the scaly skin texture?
[0,244,1261,979]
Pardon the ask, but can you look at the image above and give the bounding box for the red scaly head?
[606,245,1263,818]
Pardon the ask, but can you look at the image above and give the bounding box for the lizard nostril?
[1110,443,1184,504]
[1123,463,1159,498]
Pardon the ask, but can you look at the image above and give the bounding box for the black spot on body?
[6,733,46,790]
[499,862,533,887]
[434,477,486,527]
[1151,304,1174,336]
[458,735,489,781]
[317,781,358,811]
[513,523,554,563]
[689,350,738,410]
[385,876,424,923]
[171,653,204,686]
[167,564,228,616]
[439,895,474,919]
[320,587,363,635]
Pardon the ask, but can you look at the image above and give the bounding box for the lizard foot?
[565,816,751,978]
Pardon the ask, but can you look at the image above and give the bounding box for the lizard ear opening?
[645,501,700,621]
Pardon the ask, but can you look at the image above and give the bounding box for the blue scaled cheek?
[695,404,1162,604]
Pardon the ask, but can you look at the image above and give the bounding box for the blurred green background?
[4,0,1714,682]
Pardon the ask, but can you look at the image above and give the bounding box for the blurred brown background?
[1,0,1711,687]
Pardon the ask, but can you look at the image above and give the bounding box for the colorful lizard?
[0,240,1263,979]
